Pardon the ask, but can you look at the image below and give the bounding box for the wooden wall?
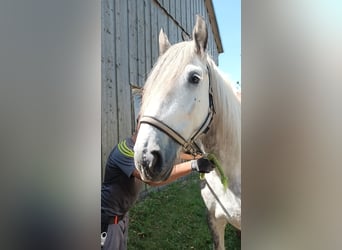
[101,0,222,177]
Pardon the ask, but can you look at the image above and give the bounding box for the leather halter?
[139,66,215,156]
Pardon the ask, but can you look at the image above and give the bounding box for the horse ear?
[192,15,208,55]
[159,28,171,56]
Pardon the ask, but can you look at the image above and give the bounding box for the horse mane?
[203,58,241,177]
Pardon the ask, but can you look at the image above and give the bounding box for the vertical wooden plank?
[175,0,180,27]
[190,1,196,31]
[115,0,132,140]
[199,0,204,17]
[177,26,182,43]
[144,0,152,75]
[189,0,194,30]
[168,0,175,16]
[162,0,170,14]
[159,0,164,13]
[102,0,117,177]
[175,0,181,42]
[168,1,172,36]
[151,0,158,65]
[200,0,204,16]
[204,0,207,17]
[171,0,176,36]
[159,0,167,37]
[170,0,178,43]
[137,0,146,86]
[203,6,209,24]
[128,0,138,87]
[165,0,170,42]
[158,2,167,41]
[167,0,173,43]
[186,0,191,35]
[197,2,200,22]
[128,0,138,132]
[181,0,186,31]
[180,0,184,31]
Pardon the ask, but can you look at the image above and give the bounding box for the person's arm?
[132,158,214,187]
[132,161,191,187]
[179,152,202,160]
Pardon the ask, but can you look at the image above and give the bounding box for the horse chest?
[201,171,241,229]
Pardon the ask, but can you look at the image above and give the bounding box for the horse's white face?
[134,16,209,181]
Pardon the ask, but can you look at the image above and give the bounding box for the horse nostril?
[151,150,162,173]
[140,150,162,175]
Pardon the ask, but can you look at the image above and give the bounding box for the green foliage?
[128,175,241,249]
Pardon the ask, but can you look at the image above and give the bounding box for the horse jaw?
[134,123,179,182]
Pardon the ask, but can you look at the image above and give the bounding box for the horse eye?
[189,73,201,84]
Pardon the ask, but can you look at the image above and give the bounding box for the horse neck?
[202,61,241,181]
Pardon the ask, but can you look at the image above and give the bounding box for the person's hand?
[191,158,215,173]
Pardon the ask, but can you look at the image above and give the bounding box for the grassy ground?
[128,174,241,249]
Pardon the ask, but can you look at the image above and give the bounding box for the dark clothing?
[101,137,142,217]
[101,137,143,249]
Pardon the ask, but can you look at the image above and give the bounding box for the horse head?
[134,16,212,181]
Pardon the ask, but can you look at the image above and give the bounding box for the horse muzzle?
[134,124,178,182]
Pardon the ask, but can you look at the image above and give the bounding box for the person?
[101,126,215,250]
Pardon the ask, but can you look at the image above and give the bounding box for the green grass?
[128,174,241,249]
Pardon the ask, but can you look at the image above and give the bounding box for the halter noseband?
[139,65,215,156]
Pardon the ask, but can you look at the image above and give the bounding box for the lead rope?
[197,153,234,221]
[199,153,228,190]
